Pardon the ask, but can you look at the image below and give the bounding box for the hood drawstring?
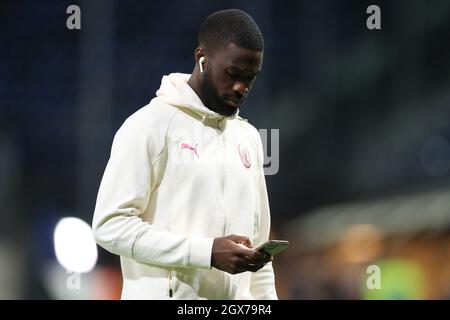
[217,118,227,131]
[201,114,225,131]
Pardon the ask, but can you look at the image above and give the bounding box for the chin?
[219,105,238,117]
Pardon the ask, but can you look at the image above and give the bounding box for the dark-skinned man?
[93,9,277,300]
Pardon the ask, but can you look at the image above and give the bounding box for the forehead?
[213,43,263,71]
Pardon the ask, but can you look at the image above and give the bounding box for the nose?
[232,82,249,97]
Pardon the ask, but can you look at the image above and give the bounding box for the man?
[92,9,277,300]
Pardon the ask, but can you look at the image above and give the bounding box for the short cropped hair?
[198,9,264,54]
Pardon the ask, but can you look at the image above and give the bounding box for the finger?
[238,253,268,267]
[241,249,268,263]
[235,247,261,260]
[226,234,253,248]
[234,259,265,272]
[234,257,251,269]
[233,259,264,273]
[245,263,265,273]
[261,251,272,262]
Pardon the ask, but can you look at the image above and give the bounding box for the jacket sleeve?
[92,113,214,269]
[250,134,278,300]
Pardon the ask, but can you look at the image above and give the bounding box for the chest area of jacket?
[160,122,258,191]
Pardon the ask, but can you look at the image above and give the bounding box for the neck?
[187,71,205,107]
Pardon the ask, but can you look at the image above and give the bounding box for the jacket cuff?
[188,237,214,269]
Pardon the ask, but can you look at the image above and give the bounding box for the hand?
[211,234,272,274]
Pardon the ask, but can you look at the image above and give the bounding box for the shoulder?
[121,97,180,134]
[112,98,180,154]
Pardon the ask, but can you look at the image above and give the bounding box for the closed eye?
[226,70,258,85]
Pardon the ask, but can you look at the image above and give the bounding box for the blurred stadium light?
[53,217,97,273]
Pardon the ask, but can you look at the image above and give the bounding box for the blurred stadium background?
[1,0,450,299]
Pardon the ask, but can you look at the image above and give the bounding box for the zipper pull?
[168,268,173,298]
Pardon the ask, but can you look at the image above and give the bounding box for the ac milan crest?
[238,144,251,169]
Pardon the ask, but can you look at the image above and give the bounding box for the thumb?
[226,234,253,248]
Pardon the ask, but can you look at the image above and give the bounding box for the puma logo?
[181,143,199,158]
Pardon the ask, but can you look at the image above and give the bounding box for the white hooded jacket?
[92,73,277,299]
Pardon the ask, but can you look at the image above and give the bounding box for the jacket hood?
[155,73,245,124]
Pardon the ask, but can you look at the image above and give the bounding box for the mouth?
[225,98,244,108]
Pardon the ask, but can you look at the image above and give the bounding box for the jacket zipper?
[221,169,227,234]
[220,133,228,235]
[168,268,173,298]
[219,134,230,295]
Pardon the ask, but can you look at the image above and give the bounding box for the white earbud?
[199,56,205,73]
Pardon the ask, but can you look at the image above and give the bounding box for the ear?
[194,47,207,72]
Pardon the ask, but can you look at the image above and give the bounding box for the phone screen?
[257,240,289,256]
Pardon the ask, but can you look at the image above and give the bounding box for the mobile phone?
[255,240,289,256]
